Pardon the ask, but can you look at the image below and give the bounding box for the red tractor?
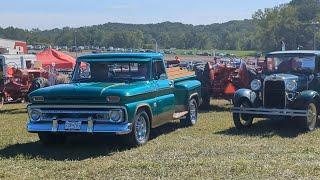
[3,66,49,104]
[195,58,258,109]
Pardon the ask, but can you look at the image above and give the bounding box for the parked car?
[27,53,202,146]
[232,50,320,131]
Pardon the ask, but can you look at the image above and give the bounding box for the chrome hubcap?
[135,116,147,142]
[307,104,317,130]
[190,101,197,124]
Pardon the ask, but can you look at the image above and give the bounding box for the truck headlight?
[250,79,261,91]
[286,80,297,91]
[109,110,123,123]
[29,109,42,122]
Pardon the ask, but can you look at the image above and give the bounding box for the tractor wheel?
[28,77,50,94]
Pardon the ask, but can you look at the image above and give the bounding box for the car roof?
[267,50,320,56]
[77,53,163,62]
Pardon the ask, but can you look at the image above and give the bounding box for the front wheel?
[233,100,254,129]
[302,101,318,131]
[126,110,150,146]
[180,98,198,126]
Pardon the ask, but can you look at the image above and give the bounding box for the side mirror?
[159,73,167,80]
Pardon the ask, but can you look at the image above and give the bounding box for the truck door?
[152,60,175,125]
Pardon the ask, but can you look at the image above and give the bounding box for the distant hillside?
[0,20,256,51]
[0,0,319,51]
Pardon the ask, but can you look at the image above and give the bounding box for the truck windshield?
[266,55,316,74]
[72,61,150,83]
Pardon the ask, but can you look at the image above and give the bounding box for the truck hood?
[29,81,155,104]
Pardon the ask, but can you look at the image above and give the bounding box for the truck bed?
[166,67,195,81]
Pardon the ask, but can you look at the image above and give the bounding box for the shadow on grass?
[199,104,231,113]
[0,108,27,114]
[216,118,307,138]
[0,122,183,161]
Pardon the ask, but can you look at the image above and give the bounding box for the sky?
[0,0,291,30]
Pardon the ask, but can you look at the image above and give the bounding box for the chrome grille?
[28,105,127,122]
[264,80,285,108]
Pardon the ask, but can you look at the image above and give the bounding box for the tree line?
[0,0,319,51]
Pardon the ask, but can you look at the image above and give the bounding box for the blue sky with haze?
[0,0,291,30]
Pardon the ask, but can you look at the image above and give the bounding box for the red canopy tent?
[36,48,76,69]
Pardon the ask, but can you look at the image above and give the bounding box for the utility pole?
[281,41,286,51]
[151,39,158,52]
[311,21,319,50]
[74,30,78,57]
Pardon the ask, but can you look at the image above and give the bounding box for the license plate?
[65,121,82,130]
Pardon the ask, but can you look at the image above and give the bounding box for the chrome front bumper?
[27,104,132,135]
[231,107,308,117]
[27,121,132,135]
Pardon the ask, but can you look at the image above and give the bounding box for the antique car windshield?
[266,55,316,74]
[72,61,150,83]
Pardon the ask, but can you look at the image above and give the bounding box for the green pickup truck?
[27,53,202,146]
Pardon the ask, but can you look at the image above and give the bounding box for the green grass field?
[1,102,320,179]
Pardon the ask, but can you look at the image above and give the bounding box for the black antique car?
[232,50,320,131]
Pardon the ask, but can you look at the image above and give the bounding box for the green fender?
[293,90,320,109]
[233,88,258,106]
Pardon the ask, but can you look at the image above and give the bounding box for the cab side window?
[153,61,166,80]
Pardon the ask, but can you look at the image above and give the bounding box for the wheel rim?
[135,115,147,143]
[307,103,317,130]
[190,100,197,124]
[239,103,253,126]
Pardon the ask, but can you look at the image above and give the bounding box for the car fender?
[293,90,320,109]
[233,88,257,106]
[189,92,201,106]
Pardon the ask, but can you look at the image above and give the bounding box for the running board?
[231,107,308,117]
[173,111,188,119]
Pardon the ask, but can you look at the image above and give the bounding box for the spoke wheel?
[305,102,318,131]
[233,100,253,129]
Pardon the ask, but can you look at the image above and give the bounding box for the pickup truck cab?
[232,50,320,131]
[27,53,202,146]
